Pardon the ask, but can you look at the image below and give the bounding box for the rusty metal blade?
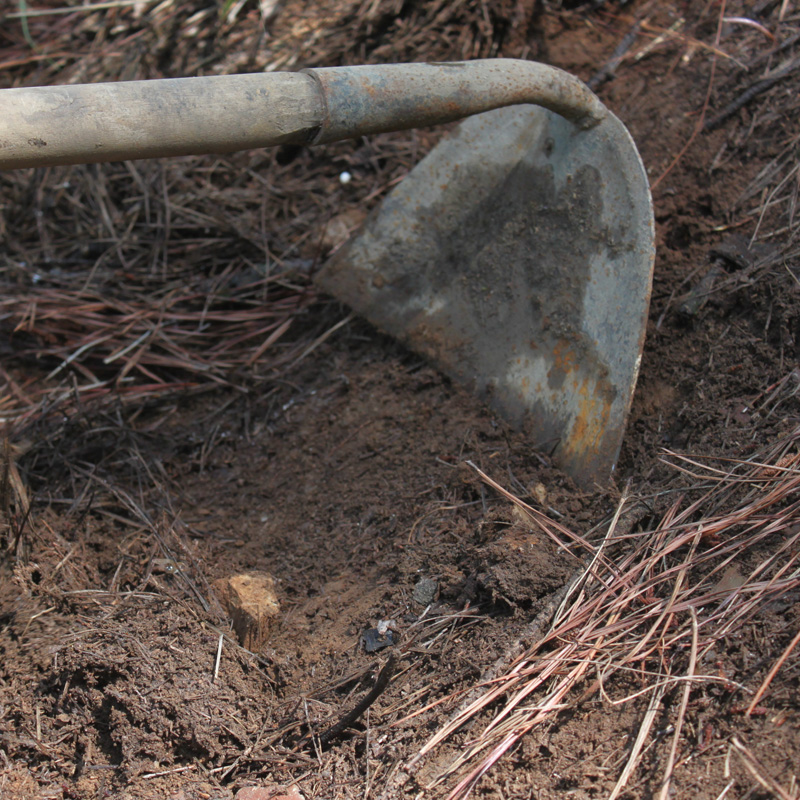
[316,105,654,487]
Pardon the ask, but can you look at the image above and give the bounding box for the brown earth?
[1,1,800,799]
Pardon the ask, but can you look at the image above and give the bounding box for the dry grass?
[406,432,800,799]
[0,0,536,435]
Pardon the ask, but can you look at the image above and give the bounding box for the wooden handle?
[0,72,323,169]
[0,61,605,170]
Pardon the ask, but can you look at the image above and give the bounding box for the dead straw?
[0,267,315,427]
[1,0,539,434]
[410,427,800,799]
[730,737,799,800]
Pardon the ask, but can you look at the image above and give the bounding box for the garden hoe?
[0,60,654,486]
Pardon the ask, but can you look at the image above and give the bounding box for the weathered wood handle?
[0,60,606,170]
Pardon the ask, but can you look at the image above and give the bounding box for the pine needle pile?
[414,434,800,799]
[0,0,536,430]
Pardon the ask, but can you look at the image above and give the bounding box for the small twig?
[213,634,224,683]
[658,608,698,800]
[310,655,397,747]
[705,56,800,132]
[142,764,197,780]
[588,18,643,90]
[746,626,800,714]
[730,736,798,800]
[722,16,775,40]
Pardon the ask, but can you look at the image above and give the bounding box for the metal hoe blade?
[316,104,654,487]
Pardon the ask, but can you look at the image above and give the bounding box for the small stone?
[412,576,438,606]
[213,572,280,651]
[319,208,366,253]
[361,627,394,653]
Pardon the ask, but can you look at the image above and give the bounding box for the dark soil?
[2,2,800,799]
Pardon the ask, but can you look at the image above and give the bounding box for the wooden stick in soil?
[298,655,397,749]
[705,56,800,132]
[746,626,800,715]
[587,12,646,90]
